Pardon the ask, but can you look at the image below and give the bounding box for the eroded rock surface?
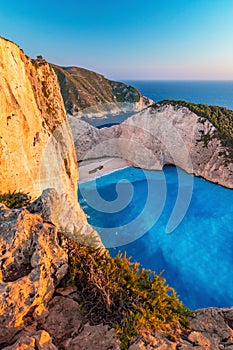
[61,323,120,350]
[42,296,83,344]
[28,188,103,247]
[1,330,57,350]
[0,204,68,345]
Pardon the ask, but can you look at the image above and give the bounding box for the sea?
[125,80,233,110]
[78,81,233,310]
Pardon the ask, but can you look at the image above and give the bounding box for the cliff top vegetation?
[60,235,192,350]
[154,100,233,162]
[154,100,233,139]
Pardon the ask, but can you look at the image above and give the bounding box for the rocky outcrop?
[71,104,233,188]
[0,204,68,345]
[62,323,120,350]
[1,330,56,350]
[41,293,120,350]
[52,64,153,117]
[0,36,102,245]
[129,308,233,349]
[0,205,118,349]
[28,189,103,247]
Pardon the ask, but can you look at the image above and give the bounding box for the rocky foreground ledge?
[1,199,233,350]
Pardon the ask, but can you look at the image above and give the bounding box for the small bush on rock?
[0,191,31,209]
[59,235,192,349]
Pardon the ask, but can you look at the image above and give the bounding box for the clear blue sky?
[1,0,233,80]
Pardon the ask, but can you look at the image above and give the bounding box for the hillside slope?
[52,64,152,116]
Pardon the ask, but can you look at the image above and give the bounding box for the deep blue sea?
[78,81,233,310]
[125,80,233,110]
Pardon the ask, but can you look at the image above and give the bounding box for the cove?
[78,166,233,310]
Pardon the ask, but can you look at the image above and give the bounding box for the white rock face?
[71,105,233,188]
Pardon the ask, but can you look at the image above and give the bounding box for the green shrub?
[31,58,38,68]
[60,237,192,349]
[0,191,31,209]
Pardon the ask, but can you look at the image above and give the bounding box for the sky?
[0,0,233,80]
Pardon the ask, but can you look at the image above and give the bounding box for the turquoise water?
[78,166,233,310]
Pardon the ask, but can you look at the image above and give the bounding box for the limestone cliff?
[0,36,74,197]
[0,36,101,245]
[71,104,233,188]
[52,64,153,117]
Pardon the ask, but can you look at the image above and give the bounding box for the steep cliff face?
[71,104,233,188]
[0,37,74,197]
[52,64,152,116]
[0,37,102,246]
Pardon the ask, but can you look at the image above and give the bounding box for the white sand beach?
[78,157,130,183]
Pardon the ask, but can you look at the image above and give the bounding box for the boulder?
[42,296,83,344]
[61,323,120,350]
[1,330,57,350]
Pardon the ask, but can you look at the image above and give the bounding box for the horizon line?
[119,79,233,82]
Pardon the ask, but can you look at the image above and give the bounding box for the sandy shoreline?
[78,157,130,183]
